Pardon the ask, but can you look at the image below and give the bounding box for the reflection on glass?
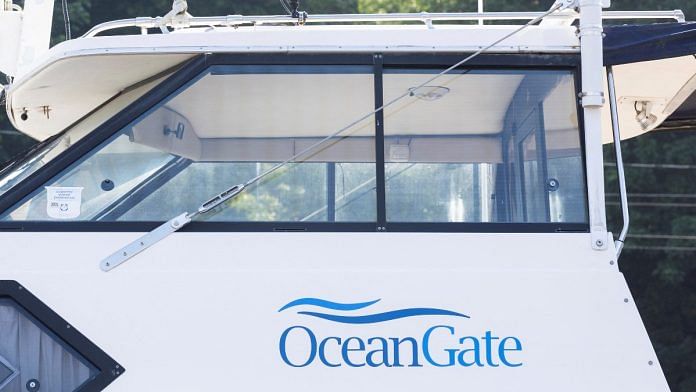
[2,65,376,223]
[383,69,587,223]
[2,66,587,226]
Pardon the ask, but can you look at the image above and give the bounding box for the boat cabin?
[0,0,694,390]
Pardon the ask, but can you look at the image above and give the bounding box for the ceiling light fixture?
[409,86,451,101]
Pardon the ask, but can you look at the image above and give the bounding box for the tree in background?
[1,0,695,389]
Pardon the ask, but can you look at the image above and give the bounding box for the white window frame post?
[578,0,611,250]
[16,0,54,78]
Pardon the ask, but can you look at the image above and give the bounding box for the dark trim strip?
[373,53,387,229]
[0,221,588,233]
[382,53,580,67]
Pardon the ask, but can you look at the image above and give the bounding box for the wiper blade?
[98,2,565,272]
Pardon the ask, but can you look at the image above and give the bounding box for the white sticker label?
[46,186,83,219]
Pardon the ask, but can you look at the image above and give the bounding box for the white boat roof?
[4,12,695,143]
[6,24,580,141]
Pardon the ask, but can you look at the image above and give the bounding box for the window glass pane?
[118,162,376,222]
[0,76,167,201]
[0,299,96,391]
[2,65,376,223]
[383,69,587,223]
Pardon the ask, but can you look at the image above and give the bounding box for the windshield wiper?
[99,2,567,272]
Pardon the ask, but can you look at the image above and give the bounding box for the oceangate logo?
[278,298,523,368]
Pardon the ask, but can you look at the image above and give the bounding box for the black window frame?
[0,281,124,391]
[0,52,588,233]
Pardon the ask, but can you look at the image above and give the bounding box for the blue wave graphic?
[298,308,470,324]
[278,298,381,313]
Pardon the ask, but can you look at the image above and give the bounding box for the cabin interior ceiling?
[134,72,526,164]
[165,72,526,138]
[129,69,581,164]
[166,72,377,138]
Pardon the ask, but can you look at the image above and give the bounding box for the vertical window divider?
[373,54,387,230]
[536,102,552,221]
[326,162,336,222]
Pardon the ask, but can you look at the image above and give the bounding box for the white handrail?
[607,65,630,259]
[82,10,686,38]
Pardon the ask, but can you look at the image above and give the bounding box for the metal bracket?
[158,0,191,33]
[634,100,658,130]
[163,122,185,139]
[555,0,579,11]
[100,213,191,271]
[289,0,308,24]
[99,184,246,272]
[580,91,605,107]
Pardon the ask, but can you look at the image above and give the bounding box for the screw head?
[26,379,40,392]
[624,298,629,303]
[595,239,604,247]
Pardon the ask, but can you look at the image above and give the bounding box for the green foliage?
[359,0,477,13]
[357,0,696,18]
[358,0,548,13]
[605,130,696,391]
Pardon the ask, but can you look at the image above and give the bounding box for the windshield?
[0,64,587,226]
[0,74,170,201]
[0,134,69,196]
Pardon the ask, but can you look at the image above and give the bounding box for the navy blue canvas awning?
[604,22,696,66]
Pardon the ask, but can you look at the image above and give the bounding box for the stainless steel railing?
[82,10,686,38]
[607,65,630,259]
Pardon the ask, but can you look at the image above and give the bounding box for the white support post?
[0,4,22,77]
[15,0,54,77]
[579,0,609,250]
[478,0,484,25]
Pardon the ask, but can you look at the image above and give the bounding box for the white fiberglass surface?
[0,232,670,392]
[1,65,587,224]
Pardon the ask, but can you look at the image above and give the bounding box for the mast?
[578,0,610,250]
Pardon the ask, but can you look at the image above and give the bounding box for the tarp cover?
[604,22,696,66]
